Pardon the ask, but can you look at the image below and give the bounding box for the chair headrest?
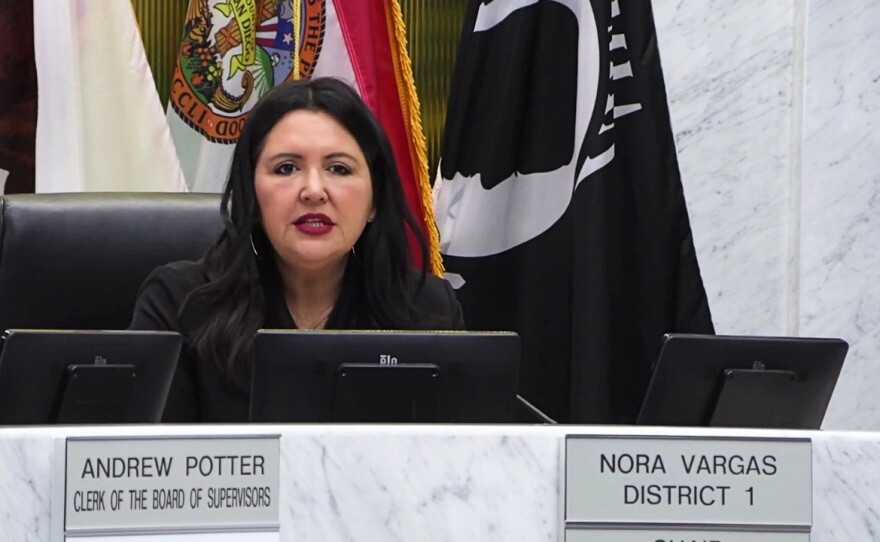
[0,193,224,331]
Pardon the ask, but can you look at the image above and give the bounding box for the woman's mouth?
[293,214,334,235]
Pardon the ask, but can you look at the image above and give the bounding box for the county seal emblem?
[169,0,326,144]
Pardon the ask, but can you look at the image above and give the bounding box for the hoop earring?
[250,233,261,259]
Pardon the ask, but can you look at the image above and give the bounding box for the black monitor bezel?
[636,333,848,429]
[250,329,520,423]
[0,329,182,425]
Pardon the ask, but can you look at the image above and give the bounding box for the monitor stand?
[333,363,440,422]
[52,364,137,424]
[708,368,799,428]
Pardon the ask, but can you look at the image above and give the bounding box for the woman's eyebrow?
[263,152,301,162]
[324,152,358,161]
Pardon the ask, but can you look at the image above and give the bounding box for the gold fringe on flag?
[291,0,302,79]
[384,0,444,276]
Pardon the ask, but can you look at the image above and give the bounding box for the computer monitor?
[636,333,848,429]
[250,330,520,423]
[0,329,182,425]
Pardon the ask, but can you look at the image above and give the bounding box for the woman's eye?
[328,163,352,176]
[274,163,295,175]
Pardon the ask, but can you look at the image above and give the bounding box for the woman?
[130,77,464,422]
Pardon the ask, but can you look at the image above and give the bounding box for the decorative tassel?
[292,0,302,80]
[384,0,445,276]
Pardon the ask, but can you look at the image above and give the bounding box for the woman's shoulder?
[130,260,211,332]
[411,271,452,295]
[142,259,214,313]
[142,259,211,295]
[407,271,466,330]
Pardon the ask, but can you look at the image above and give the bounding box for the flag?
[167,0,442,273]
[0,0,37,194]
[433,0,714,423]
[32,0,186,192]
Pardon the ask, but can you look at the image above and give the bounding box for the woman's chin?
[278,249,349,273]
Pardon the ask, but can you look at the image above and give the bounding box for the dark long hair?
[184,77,428,391]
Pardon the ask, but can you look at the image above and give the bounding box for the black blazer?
[129,259,465,422]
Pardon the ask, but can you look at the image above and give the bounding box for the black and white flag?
[434,0,714,423]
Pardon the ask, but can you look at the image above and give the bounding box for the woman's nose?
[299,168,328,203]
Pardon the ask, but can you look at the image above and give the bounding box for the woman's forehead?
[260,110,363,156]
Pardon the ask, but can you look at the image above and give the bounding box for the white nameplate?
[565,436,811,528]
[566,528,809,542]
[64,436,280,534]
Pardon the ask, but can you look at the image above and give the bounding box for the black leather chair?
[0,193,223,331]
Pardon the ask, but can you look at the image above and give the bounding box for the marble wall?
[653,0,880,429]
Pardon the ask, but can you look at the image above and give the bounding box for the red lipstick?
[293,213,334,235]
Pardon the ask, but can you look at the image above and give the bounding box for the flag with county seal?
[167,0,442,273]
[433,0,715,423]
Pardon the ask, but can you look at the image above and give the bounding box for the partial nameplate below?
[566,528,809,542]
[64,436,280,533]
[565,436,811,527]
[71,532,278,542]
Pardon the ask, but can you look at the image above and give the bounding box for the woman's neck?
[276,257,347,329]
